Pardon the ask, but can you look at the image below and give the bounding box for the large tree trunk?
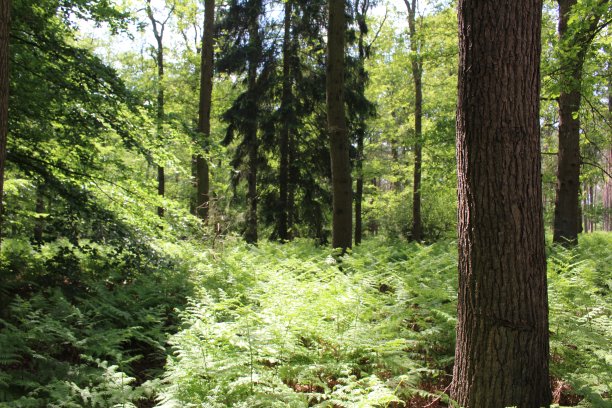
[452,1,551,407]
[553,0,605,244]
[0,0,10,241]
[244,0,262,244]
[196,0,215,221]
[405,0,423,242]
[327,0,351,251]
[278,0,292,241]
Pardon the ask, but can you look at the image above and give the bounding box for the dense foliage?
[1,235,610,407]
[0,0,610,406]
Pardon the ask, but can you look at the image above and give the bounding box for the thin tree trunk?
[553,0,604,245]
[604,72,612,231]
[34,182,44,245]
[244,0,262,244]
[452,1,551,406]
[146,0,171,218]
[278,0,292,241]
[354,0,370,246]
[327,0,352,251]
[405,0,423,242]
[0,0,10,242]
[196,0,215,221]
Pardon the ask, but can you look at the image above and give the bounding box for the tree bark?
[244,0,262,244]
[327,0,352,251]
[553,0,605,244]
[405,0,423,242]
[0,0,10,242]
[354,0,370,246]
[278,0,292,241]
[196,0,215,221]
[146,0,170,218]
[452,1,551,407]
[604,68,612,231]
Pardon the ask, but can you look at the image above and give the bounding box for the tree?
[451,0,551,406]
[352,0,376,245]
[145,0,174,217]
[0,0,9,241]
[278,0,293,241]
[403,0,423,242]
[195,0,214,221]
[327,0,351,250]
[553,0,608,244]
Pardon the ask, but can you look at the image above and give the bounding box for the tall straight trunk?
[452,1,551,407]
[196,0,215,221]
[553,0,604,244]
[0,0,10,242]
[278,0,292,241]
[604,72,612,231]
[354,131,364,245]
[354,0,368,246]
[405,0,423,242]
[146,0,170,218]
[244,0,262,244]
[327,0,352,250]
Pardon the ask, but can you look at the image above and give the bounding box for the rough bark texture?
[553,0,604,244]
[278,0,292,241]
[405,0,423,242]
[244,0,262,244]
[196,0,215,221]
[327,0,352,250]
[0,0,10,241]
[452,1,551,407]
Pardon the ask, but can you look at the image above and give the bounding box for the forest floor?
[0,234,610,407]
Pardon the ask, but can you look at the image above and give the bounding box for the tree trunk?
[452,1,551,407]
[355,132,364,245]
[244,0,262,244]
[405,0,423,242]
[0,0,10,242]
[553,0,604,245]
[34,182,44,245]
[196,0,215,221]
[354,0,370,246]
[327,0,351,251]
[146,0,170,218]
[278,0,292,241]
[604,72,612,231]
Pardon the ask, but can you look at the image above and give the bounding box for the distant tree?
[351,0,376,245]
[277,0,294,242]
[327,0,352,250]
[452,0,551,406]
[195,0,215,221]
[0,0,9,241]
[553,0,608,245]
[403,0,423,242]
[145,0,174,217]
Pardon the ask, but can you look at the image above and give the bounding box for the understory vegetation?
[1,234,610,407]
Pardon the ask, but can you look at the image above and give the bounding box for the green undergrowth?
[0,237,198,407]
[0,233,610,407]
[158,234,612,408]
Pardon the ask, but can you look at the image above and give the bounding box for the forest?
[0,0,610,407]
